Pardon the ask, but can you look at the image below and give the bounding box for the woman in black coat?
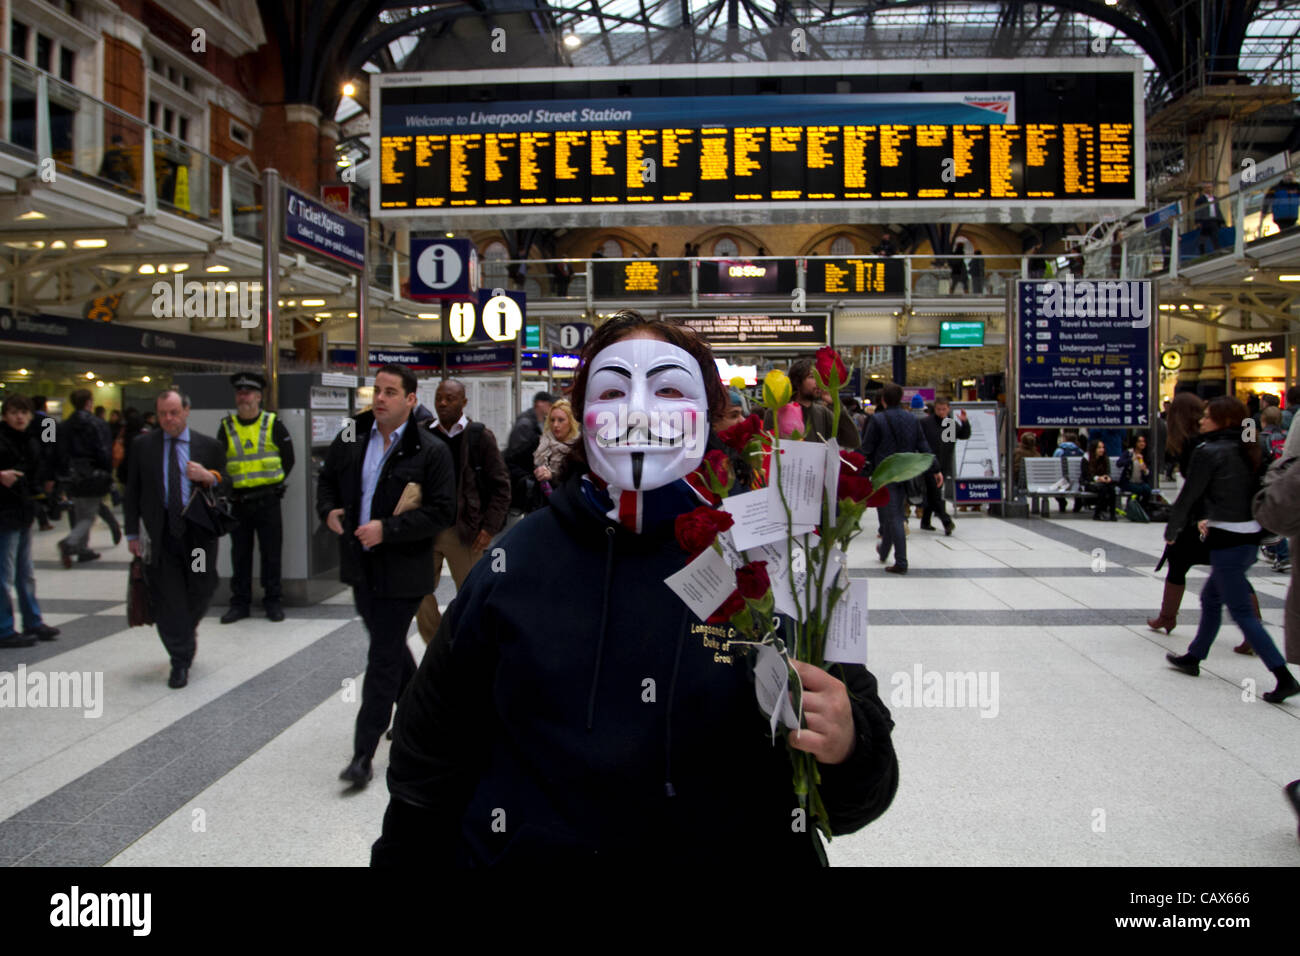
[1164,396,1300,702]
[371,311,898,867]
[1082,440,1117,521]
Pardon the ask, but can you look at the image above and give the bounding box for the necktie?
[168,436,184,536]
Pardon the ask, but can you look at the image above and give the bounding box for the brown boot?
[1147,582,1185,634]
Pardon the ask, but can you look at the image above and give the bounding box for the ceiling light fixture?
[17,209,46,220]
[342,81,357,98]
[73,239,107,248]
[206,264,230,273]
[563,34,581,49]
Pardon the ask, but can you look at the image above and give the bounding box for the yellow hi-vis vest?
[222,411,284,489]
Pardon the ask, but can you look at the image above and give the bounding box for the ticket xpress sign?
[284,187,365,269]
[665,313,828,349]
[1016,278,1152,427]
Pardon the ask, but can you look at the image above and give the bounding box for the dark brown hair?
[1165,391,1204,458]
[880,382,904,407]
[1204,394,1261,469]
[571,310,726,422]
[1,393,33,415]
[70,388,93,411]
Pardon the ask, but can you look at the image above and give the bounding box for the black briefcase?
[183,486,239,536]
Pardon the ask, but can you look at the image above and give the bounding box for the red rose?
[815,347,847,387]
[838,473,874,503]
[706,589,745,624]
[735,560,770,600]
[674,506,735,556]
[718,413,764,451]
[702,450,732,489]
[839,450,866,475]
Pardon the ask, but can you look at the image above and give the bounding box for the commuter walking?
[1164,396,1299,702]
[1193,182,1224,254]
[217,372,294,623]
[0,395,59,648]
[919,396,969,535]
[504,390,554,513]
[861,381,934,574]
[372,311,898,867]
[124,389,227,689]
[317,365,456,787]
[56,388,114,567]
[948,255,969,294]
[414,378,510,645]
[1082,440,1117,521]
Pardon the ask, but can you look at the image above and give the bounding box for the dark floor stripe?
[1003,517,1163,568]
[0,617,371,866]
[849,566,1142,578]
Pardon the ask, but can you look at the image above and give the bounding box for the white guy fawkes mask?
[582,337,710,492]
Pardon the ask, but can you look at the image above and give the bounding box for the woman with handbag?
[1164,396,1299,703]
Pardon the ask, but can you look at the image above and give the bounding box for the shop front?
[1222,334,1291,406]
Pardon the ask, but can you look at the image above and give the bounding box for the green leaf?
[867,452,934,488]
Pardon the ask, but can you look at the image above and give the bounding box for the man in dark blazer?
[317,364,456,788]
[125,388,226,689]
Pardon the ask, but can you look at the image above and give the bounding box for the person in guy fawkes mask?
[372,309,898,868]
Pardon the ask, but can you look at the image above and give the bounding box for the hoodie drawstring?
[664,606,688,798]
[586,526,617,731]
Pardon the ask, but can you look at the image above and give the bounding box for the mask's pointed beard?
[631,451,644,490]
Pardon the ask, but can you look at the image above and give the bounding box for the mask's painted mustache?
[593,428,685,449]
[631,451,644,489]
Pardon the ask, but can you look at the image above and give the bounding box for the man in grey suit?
[125,388,227,689]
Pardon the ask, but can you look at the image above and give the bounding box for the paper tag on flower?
[717,529,744,571]
[754,643,800,735]
[665,545,737,622]
[722,488,789,551]
[824,579,869,665]
[824,438,840,528]
[769,440,826,526]
[822,547,848,596]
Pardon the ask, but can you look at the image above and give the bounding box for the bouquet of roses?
[669,347,932,856]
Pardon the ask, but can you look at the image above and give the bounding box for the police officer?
[219,372,293,623]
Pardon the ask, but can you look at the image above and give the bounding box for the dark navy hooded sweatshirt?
[372,473,898,867]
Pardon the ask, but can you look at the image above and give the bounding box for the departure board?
[374,60,1142,225]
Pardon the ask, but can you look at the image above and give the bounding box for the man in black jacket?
[860,382,934,575]
[317,364,456,788]
[56,388,113,568]
[415,378,512,643]
[503,390,554,511]
[766,358,860,449]
[0,395,59,648]
[919,397,970,535]
[124,389,227,689]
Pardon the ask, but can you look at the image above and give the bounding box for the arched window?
[599,238,623,258]
[829,235,856,255]
[712,236,739,257]
[481,240,509,288]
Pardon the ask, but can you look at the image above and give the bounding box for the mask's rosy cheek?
[585,411,599,430]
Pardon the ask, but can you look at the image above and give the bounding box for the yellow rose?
[762,369,792,409]
[729,376,747,390]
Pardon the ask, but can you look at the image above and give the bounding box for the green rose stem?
[769,416,834,854]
